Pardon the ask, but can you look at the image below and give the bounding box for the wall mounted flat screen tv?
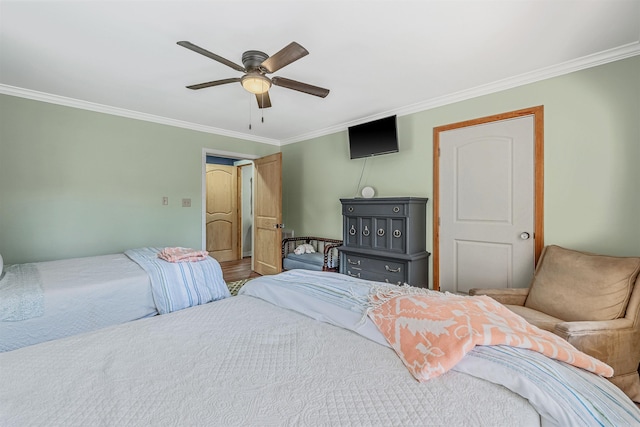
[348,115,399,159]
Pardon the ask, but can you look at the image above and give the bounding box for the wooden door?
[206,164,239,262]
[253,153,282,276]
[433,107,544,292]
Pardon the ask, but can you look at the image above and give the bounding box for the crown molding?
[2,41,638,147]
[280,41,640,145]
[0,84,280,146]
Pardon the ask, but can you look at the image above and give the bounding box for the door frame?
[201,148,259,252]
[432,106,545,291]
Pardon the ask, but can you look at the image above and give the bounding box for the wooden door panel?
[206,221,232,251]
[206,164,238,262]
[253,153,282,276]
[206,170,234,212]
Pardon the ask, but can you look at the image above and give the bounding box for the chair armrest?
[555,318,639,376]
[555,318,634,335]
[468,288,529,306]
[281,237,299,260]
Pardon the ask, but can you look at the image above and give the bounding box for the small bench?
[282,236,343,272]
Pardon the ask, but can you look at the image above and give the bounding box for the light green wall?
[282,56,640,267]
[2,56,638,265]
[0,95,278,264]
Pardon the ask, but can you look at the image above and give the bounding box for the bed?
[1,269,638,426]
[0,247,228,352]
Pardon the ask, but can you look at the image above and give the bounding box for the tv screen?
[348,115,399,159]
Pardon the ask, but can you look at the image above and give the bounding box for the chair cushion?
[283,252,335,272]
[283,257,323,271]
[504,305,563,332]
[525,245,640,322]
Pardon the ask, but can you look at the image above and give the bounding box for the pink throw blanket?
[367,287,613,381]
[158,247,209,263]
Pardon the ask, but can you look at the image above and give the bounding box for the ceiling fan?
[178,41,330,109]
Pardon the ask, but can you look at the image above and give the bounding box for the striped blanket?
[255,268,375,312]
[125,247,229,314]
[455,345,640,427]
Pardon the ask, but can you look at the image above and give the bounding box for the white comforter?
[0,295,540,426]
[0,254,157,352]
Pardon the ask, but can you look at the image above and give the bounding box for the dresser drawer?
[342,253,406,284]
[343,269,406,286]
[344,217,406,253]
[342,202,407,217]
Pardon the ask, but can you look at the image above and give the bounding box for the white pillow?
[293,244,316,255]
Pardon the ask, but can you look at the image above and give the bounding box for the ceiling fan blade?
[177,41,245,72]
[256,92,272,109]
[272,77,330,98]
[260,42,309,73]
[186,78,241,90]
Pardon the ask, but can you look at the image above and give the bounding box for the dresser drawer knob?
[385,265,401,273]
[349,225,357,236]
[393,229,402,238]
[362,226,370,237]
[347,258,361,266]
[348,206,354,212]
[348,271,361,278]
[393,206,400,213]
[377,228,385,237]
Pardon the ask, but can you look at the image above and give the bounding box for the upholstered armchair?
[470,245,640,402]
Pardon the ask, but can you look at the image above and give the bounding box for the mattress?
[0,253,157,352]
[0,294,541,426]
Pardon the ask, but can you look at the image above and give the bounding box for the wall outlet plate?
[182,198,191,207]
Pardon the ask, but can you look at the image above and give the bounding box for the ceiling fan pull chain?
[261,92,265,123]
[248,93,252,130]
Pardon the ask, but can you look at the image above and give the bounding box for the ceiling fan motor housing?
[242,50,269,72]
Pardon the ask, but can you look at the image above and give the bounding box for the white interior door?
[439,115,535,293]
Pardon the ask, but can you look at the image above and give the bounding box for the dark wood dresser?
[338,197,429,288]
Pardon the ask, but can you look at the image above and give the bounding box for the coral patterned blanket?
[366,286,613,381]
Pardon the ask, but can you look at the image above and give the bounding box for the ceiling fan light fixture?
[241,74,271,94]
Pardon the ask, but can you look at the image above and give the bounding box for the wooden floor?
[219,257,262,282]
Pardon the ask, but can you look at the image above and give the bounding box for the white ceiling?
[1,1,639,145]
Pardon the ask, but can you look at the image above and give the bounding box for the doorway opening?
[201,149,258,265]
